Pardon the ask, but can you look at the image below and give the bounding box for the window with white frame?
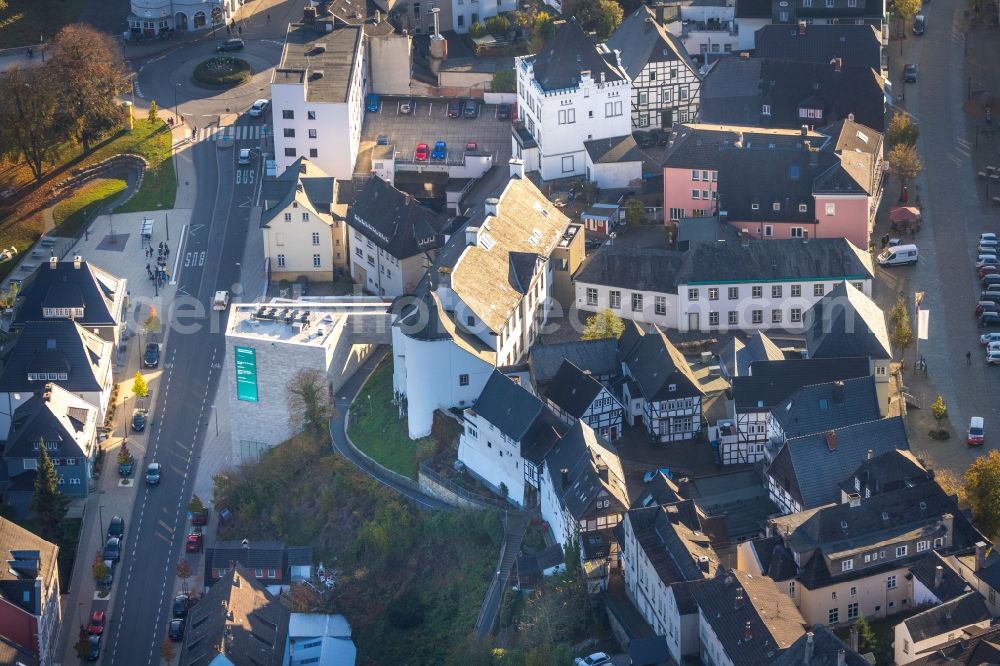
[708,288,719,300]
[313,254,321,267]
[841,559,853,571]
[887,575,897,589]
[752,310,763,324]
[814,284,825,296]
[847,603,858,619]
[609,290,621,309]
[692,170,700,181]
[825,203,836,216]
[586,288,598,306]
[828,608,838,624]
[311,232,320,245]
[762,104,771,115]
[728,287,738,300]
[933,537,945,548]
[764,225,773,237]
[752,286,762,298]
[896,545,908,558]
[772,310,782,323]
[691,190,700,200]
[728,311,738,325]
[284,212,292,221]
[562,155,574,173]
[709,312,719,326]
[688,288,699,301]
[655,296,666,316]
[916,540,929,552]
[791,227,804,238]
[772,285,782,298]
[558,109,576,124]
[791,308,802,323]
[632,293,643,312]
[277,254,286,267]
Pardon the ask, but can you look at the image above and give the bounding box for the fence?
[418,457,514,511]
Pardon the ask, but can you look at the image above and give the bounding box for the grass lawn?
[16,517,83,589]
[51,177,127,237]
[0,0,86,49]
[347,358,437,479]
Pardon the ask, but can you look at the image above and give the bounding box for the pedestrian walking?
[968,351,973,366]
[238,26,242,35]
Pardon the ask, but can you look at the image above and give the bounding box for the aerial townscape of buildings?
[2,0,1000,662]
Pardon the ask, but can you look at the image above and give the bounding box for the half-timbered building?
[543,359,625,441]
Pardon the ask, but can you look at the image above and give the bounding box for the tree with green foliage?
[92,552,109,585]
[582,308,624,340]
[31,444,68,544]
[518,573,589,656]
[887,113,919,147]
[117,441,134,466]
[0,66,65,182]
[445,636,494,666]
[894,0,921,28]
[854,616,878,654]
[287,368,332,438]
[147,100,159,124]
[491,70,516,93]
[561,0,623,39]
[625,198,647,225]
[470,21,486,37]
[890,310,914,361]
[963,450,1000,539]
[485,15,511,36]
[889,142,922,200]
[930,396,948,435]
[132,371,147,399]
[188,494,205,515]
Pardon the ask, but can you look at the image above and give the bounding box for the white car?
[248,99,269,117]
[987,341,1000,354]
[238,148,252,165]
[982,332,1000,345]
[574,653,612,666]
[988,352,1000,366]
[981,233,997,244]
[977,254,999,268]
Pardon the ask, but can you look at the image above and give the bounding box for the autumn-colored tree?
[889,143,923,200]
[582,309,625,340]
[132,372,148,399]
[160,637,176,664]
[561,0,623,39]
[147,100,159,124]
[887,113,920,147]
[176,558,193,593]
[964,450,1000,539]
[930,396,948,436]
[92,552,109,585]
[0,66,64,181]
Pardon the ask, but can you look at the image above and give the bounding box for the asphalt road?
[103,126,262,665]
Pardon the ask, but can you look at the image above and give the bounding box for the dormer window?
[668,384,677,392]
[761,104,771,116]
[798,203,808,213]
[43,307,84,318]
[751,202,760,210]
[799,107,823,119]
[772,202,781,211]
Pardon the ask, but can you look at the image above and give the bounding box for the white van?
[877,244,918,266]
[212,291,230,311]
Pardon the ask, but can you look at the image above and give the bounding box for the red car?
[414,143,429,161]
[88,610,106,635]
[980,265,999,279]
[185,532,202,553]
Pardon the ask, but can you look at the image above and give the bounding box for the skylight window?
[856,131,869,144]
[479,233,495,250]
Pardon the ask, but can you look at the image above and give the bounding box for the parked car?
[414,143,429,161]
[107,515,125,541]
[988,341,1000,353]
[376,134,389,146]
[168,618,185,641]
[982,274,1000,288]
[980,291,1000,304]
[103,537,121,562]
[173,593,191,619]
[976,254,999,268]
[88,611,106,636]
[98,559,115,586]
[904,63,918,82]
[399,99,413,114]
[216,38,244,52]
[969,416,985,446]
[131,409,147,433]
[979,265,999,279]
[143,342,160,368]
[366,94,380,112]
[86,635,101,662]
[977,302,998,317]
[980,240,999,254]
[465,142,478,152]
[913,14,925,34]
[575,653,612,666]
[497,103,512,120]
[447,99,462,118]
[431,140,447,160]
[980,312,1000,328]
[248,99,269,117]
[185,531,203,553]
[981,332,1000,345]
[982,233,998,244]
[146,462,161,485]
[463,99,479,118]
[988,351,1000,365]
[191,506,210,526]
[238,148,252,165]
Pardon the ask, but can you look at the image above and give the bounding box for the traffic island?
[192,56,251,87]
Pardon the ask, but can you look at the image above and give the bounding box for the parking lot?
[355,96,513,173]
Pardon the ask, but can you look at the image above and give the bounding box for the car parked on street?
[414,143,429,161]
[103,537,121,562]
[982,233,998,244]
[447,99,462,118]
[376,134,389,146]
[146,462,161,485]
[248,99,269,117]
[988,351,1000,365]
[143,342,160,368]
[977,302,998,317]
[431,141,447,160]
[107,515,125,541]
[904,63,918,82]
[980,240,999,254]
[498,103,512,120]
[574,653,612,666]
[88,611,106,636]
[976,254,999,268]
[168,618,185,641]
[980,291,1000,304]
[981,312,1000,328]
[185,531,203,553]
[191,506,210,526]
[216,38,244,52]
[981,332,1000,345]
[173,593,190,619]
[913,14,925,35]
[982,274,1000,288]
[131,409,147,432]
[979,265,999,279]
[98,559,114,586]
[86,635,101,662]
[463,99,479,118]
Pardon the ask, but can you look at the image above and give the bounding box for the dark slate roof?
[543,421,629,521]
[907,625,1000,665]
[259,158,338,227]
[529,18,626,92]
[0,516,59,617]
[274,22,362,104]
[625,502,716,587]
[4,385,92,460]
[768,417,908,509]
[575,238,873,295]
[543,360,612,419]
[606,5,699,79]
[736,0,772,18]
[909,551,974,603]
[473,370,546,441]
[839,449,932,499]
[750,535,799,582]
[584,135,645,165]
[181,567,289,666]
[805,281,891,361]
[772,625,868,666]
[772,376,881,438]
[718,331,784,378]
[12,259,121,328]
[903,592,990,643]
[622,327,703,401]
[734,357,871,410]
[205,540,307,574]
[0,320,106,393]
[347,175,448,260]
[286,546,313,567]
[629,636,672,666]
[529,338,620,385]
[789,0,885,20]
[753,24,882,71]
[693,569,806,665]
[700,58,887,132]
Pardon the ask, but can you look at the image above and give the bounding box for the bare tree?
[287,369,331,438]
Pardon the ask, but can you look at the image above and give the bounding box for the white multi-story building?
[392,165,576,438]
[259,158,348,283]
[512,18,631,181]
[607,6,702,129]
[573,236,874,333]
[128,0,233,36]
[449,0,518,34]
[271,20,367,181]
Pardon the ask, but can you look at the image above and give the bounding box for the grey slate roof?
[574,237,873,295]
[347,175,447,260]
[772,375,881,438]
[543,360,611,419]
[735,0,771,18]
[909,551,973,603]
[805,281,891,361]
[772,625,869,666]
[906,625,1000,665]
[839,449,932,499]
[273,23,362,103]
[625,502,717,587]
[693,569,806,665]
[768,416,908,509]
[472,370,545,442]
[753,24,882,71]
[606,5,699,79]
[622,327,703,401]
[749,535,798,581]
[4,385,93,460]
[12,259,122,329]
[260,158,338,227]
[734,357,871,410]
[543,420,629,521]
[528,18,626,92]
[903,592,990,643]
[529,338,619,385]
[718,331,784,378]
[584,135,646,165]
[0,320,107,393]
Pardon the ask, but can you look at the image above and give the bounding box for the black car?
[216,38,244,52]
[173,593,191,619]
[87,635,101,662]
[107,515,125,541]
[103,537,121,563]
[144,342,160,368]
[462,99,479,118]
[131,409,147,433]
[632,131,655,149]
[904,63,918,83]
[447,99,461,118]
[146,462,161,485]
[497,103,512,120]
[168,618,185,641]
[981,312,1000,328]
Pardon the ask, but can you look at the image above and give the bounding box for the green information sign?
[234,346,258,402]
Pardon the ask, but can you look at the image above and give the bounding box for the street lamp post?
[173,84,180,124]
[98,505,105,543]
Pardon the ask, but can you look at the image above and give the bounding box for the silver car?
[248,99,269,117]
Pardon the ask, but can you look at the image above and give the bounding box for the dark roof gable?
[347,175,448,260]
[529,18,626,92]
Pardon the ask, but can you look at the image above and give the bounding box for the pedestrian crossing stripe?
[203,124,267,141]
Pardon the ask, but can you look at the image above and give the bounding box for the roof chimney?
[303,5,316,22]
[73,255,82,269]
[484,197,500,218]
[833,57,843,73]
[837,649,845,666]
[848,112,855,121]
[48,256,58,270]
[509,158,525,180]
[465,226,480,246]
[847,492,861,508]
[801,124,809,136]
[832,380,845,404]
[740,229,750,247]
[849,625,858,652]
[976,541,987,571]
[804,632,815,663]
[431,7,442,37]
[744,619,753,641]
[798,20,807,35]
[561,468,570,488]
[934,565,944,588]
[867,448,874,460]
[655,2,666,23]
[825,430,836,451]
[644,17,654,31]
[735,586,744,609]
